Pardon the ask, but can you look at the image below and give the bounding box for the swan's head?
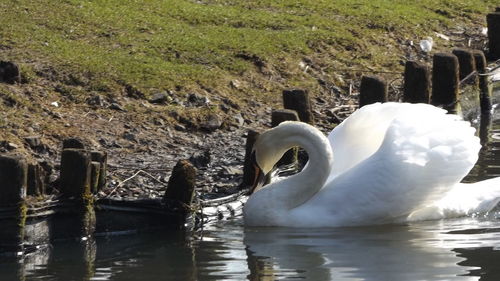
[248,121,314,194]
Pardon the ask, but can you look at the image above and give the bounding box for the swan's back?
[297,103,481,226]
[327,103,462,179]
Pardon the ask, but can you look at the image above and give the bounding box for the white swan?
[243,102,500,227]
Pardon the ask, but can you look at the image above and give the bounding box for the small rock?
[87,95,107,107]
[230,80,242,89]
[0,61,21,84]
[123,132,137,142]
[200,114,222,132]
[186,93,210,107]
[149,92,171,104]
[233,113,245,127]
[125,84,146,99]
[109,103,126,111]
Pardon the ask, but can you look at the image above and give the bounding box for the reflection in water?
[3,94,500,280]
[244,217,500,281]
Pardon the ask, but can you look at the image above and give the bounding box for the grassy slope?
[0,0,497,151]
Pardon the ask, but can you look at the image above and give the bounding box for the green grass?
[0,0,496,100]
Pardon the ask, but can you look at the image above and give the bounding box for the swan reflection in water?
[244,215,500,280]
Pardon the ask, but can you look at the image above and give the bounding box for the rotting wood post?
[403,61,431,103]
[452,48,477,86]
[27,163,45,196]
[272,109,299,169]
[0,155,28,252]
[473,50,492,113]
[359,75,387,107]
[90,162,101,194]
[164,160,196,208]
[241,130,260,189]
[60,149,91,198]
[59,149,95,238]
[91,151,107,192]
[487,12,500,60]
[431,53,459,113]
[282,89,314,124]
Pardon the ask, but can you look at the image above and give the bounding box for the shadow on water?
[3,90,500,281]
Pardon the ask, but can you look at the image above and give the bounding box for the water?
[3,93,500,281]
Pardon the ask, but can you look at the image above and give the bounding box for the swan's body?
[244,102,500,227]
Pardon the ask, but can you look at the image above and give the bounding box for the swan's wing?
[408,178,500,221]
[328,102,442,178]
[310,104,481,226]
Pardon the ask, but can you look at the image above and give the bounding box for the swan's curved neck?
[265,124,333,209]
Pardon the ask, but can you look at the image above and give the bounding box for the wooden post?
[359,75,387,107]
[452,48,477,86]
[272,109,299,169]
[473,50,491,113]
[60,149,91,198]
[403,61,431,103]
[0,155,28,252]
[58,149,95,238]
[0,155,27,205]
[282,89,314,124]
[241,130,260,188]
[487,12,500,60]
[90,162,101,194]
[27,163,45,196]
[164,160,196,207]
[431,53,459,113]
[91,151,107,192]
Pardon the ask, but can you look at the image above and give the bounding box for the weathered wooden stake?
[0,155,28,205]
[431,53,459,113]
[242,130,260,188]
[452,48,477,86]
[403,61,431,103]
[58,148,95,238]
[282,89,314,124]
[27,163,45,196]
[90,162,101,194]
[359,75,387,107]
[473,50,491,113]
[487,12,500,60]
[272,109,299,169]
[60,149,91,198]
[164,160,196,207]
[0,155,28,252]
[91,151,107,192]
